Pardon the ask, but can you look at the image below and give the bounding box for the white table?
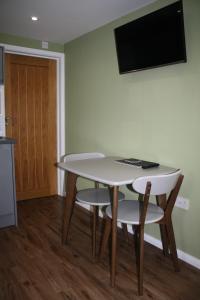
[58,156,177,285]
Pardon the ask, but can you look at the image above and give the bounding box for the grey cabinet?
[0,47,4,85]
[0,138,17,228]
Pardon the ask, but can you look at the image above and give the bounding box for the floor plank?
[0,196,200,300]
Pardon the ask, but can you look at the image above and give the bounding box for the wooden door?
[5,54,57,201]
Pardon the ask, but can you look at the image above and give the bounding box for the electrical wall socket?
[41,41,48,49]
[175,196,190,210]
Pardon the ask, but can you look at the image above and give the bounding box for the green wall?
[65,0,200,259]
[0,32,64,52]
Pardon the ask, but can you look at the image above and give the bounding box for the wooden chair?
[100,170,184,295]
[63,153,125,257]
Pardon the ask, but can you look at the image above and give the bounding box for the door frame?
[0,43,65,196]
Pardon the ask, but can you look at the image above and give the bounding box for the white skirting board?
[143,232,200,270]
[75,201,200,270]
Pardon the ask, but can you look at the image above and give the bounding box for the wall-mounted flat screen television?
[114,0,187,74]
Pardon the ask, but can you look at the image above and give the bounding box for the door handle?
[5,116,11,126]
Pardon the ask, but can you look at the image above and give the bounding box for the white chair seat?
[76,188,125,206]
[106,200,164,224]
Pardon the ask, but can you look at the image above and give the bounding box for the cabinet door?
[0,144,14,215]
[0,47,4,84]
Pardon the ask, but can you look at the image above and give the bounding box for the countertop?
[0,137,16,144]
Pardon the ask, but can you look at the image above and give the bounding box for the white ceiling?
[0,0,156,44]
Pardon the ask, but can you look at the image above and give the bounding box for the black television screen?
[114,0,187,74]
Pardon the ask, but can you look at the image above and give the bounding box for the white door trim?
[0,43,65,196]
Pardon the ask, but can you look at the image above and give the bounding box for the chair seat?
[76,188,125,206]
[106,200,164,224]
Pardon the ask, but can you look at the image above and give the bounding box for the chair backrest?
[132,170,183,225]
[63,152,105,162]
[133,170,182,196]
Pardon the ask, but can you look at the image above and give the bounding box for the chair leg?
[165,219,180,272]
[92,206,99,258]
[159,224,169,256]
[137,225,144,296]
[121,223,130,244]
[99,216,112,259]
[156,195,169,256]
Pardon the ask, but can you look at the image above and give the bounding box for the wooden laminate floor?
[0,196,200,300]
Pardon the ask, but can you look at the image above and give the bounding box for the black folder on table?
[116,158,159,169]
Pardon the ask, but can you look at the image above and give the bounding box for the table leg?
[62,172,78,244]
[111,186,119,287]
